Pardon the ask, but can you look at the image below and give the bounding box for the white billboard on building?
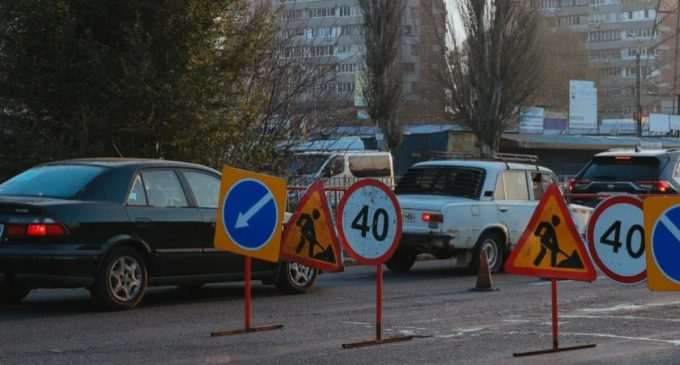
[649,113,670,133]
[519,107,544,134]
[569,80,598,130]
[671,115,680,131]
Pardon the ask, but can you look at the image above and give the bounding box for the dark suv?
[567,148,680,206]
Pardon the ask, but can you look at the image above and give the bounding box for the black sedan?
[0,159,317,310]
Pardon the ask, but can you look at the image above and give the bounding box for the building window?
[337,82,354,94]
[307,7,336,18]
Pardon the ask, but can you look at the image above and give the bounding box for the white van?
[288,151,395,188]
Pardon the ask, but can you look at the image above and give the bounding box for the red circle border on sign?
[336,179,403,266]
[586,195,646,284]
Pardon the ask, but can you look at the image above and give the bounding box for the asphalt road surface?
[2,260,680,365]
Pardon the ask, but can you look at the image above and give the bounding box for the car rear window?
[579,156,661,181]
[395,166,485,199]
[0,165,106,199]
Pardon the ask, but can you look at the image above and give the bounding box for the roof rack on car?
[426,151,539,169]
[491,153,538,165]
[428,151,477,160]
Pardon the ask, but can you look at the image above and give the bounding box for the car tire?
[92,247,148,310]
[275,262,317,294]
[470,232,505,273]
[385,249,417,273]
[0,274,31,305]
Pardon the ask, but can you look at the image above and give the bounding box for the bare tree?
[358,0,404,151]
[536,21,599,112]
[181,1,346,175]
[438,0,543,157]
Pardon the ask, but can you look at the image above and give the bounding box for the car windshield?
[579,156,661,181]
[0,165,106,199]
[395,166,485,199]
[287,154,331,176]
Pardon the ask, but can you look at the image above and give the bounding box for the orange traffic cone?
[469,250,499,292]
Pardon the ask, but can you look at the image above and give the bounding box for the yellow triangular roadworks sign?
[505,184,596,281]
[281,181,343,272]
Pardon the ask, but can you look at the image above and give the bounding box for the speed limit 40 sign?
[587,195,646,284]
[336,179,402,265]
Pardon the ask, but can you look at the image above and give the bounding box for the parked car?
[567,147,680,207]
[393,157,592,273]
[0,159,316,310]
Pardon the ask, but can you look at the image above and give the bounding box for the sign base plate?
[341,335,414,349]
[513,343,596,357]
[211,324,284,337]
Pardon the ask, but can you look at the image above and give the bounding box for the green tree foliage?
[0,0,294,178]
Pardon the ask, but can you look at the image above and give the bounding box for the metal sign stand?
[211,257,284,337]
[514,279,596,357]
[341,265,413,349]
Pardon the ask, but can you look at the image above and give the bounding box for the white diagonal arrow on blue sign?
[235,193,274,229]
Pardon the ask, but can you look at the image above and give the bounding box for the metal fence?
[286,176,394,214]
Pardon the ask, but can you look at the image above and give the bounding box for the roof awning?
[501,134,680,151]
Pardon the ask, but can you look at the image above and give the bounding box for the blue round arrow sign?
[222,178,278,251]
[652,205,680,284]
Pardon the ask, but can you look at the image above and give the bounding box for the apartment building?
[536,0,665,119]
[275,0,448,124]
[656,0,680,114]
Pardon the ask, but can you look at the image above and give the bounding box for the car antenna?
[112,140,125,158]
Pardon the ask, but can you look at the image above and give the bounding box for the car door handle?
[498,207,509,213]
[135,217,153,228]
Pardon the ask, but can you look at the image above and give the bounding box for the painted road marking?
[579,301,680,313]
[560,332,680,346]
[561,314,680,323]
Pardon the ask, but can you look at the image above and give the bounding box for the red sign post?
[336,179,411,348]
[210,167,286,336]
[505,185,597,356]
[210,256,284,337]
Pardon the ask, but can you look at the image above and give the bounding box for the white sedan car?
[392,160,591,273]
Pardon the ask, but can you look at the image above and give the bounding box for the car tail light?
[5,223,68,239]
[567,179,590,192]
[636,180,674,193]
[422,212,443,223]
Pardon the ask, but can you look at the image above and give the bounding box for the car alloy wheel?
[276,261,317,294]
[93,247,148,310]
[107,256,143,303]
[470,232,504,273]
[288,262,314,287]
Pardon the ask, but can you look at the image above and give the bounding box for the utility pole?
[674,0,680,114]
[637,51,643,137]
